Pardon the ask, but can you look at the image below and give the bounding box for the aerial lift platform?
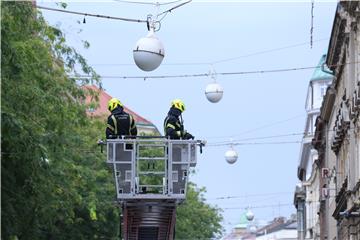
[105,136,204,240]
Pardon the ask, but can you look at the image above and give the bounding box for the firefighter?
[106,98,137,139]
[164,99,194,140]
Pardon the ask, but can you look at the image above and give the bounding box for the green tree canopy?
[176,183,224,239]
[1,2,118,239]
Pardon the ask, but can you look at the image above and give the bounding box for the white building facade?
[295,54,333,240]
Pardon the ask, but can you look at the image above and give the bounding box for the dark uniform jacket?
[106,106,137,139]
[163,107,193,140]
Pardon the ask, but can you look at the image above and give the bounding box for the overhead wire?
[73,61,357,80]
[36,5,148,23]
[74,64,320,80]
[206,126,357,147]
[310,0,315,48]
[218,195,287,206]
[113,0,184,6]
[221,197,338,211]
[157,11,169,22]
[208,141,301,147]
[223,203,293,210]
[210,38,328,65]
[37,0,191,23]
[156,0,192,17]
[206,132,304,146]
[209,192,293,200]
[205,114,306,140]
[89,38,329,67]
[113,0,159,5]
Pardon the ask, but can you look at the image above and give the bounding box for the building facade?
[323,2,359,239]
[223,215,297,240]
[295,55,333,240]
[310,1,360,240]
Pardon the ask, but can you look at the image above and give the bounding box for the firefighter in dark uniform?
[106,98,137,139]
[164,99,194,140]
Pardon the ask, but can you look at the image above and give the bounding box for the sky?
[39,0,337,236]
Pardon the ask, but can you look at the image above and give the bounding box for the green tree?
[176,183,224,240]
[1,2,119,239]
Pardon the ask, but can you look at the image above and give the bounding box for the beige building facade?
[296,1,360,239]
[312,1,360,239]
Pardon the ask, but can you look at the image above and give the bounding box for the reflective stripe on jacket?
[106,107,137,138]
[164,115,183,139]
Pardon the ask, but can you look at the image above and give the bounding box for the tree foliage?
[176,183,224,239]
[1,2,118,239]
[1,2,223,239]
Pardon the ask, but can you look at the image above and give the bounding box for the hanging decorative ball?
[205,82,223,103]
[249,225,257,233]
[225,148,238,164]
[246,209,255,221]
[133,30,164,71]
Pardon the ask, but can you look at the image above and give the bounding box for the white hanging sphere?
[246,209,255,221]
[249,225,257,233]
[133,31,165,71]
[225,149,238,164]
[205,82,223,103]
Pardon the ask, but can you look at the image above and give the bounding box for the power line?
[37,5,148,23]
[223,203,293,210]
[207,140,301,147]
[74,64,320,80]
[206,114,306,140]
[310,0,315,48]
[37,0,191,23]
[75,61,356,80]
[157,0,192,17]
[222,198,339,212]
[209,192,293,200]
[211,38,328,65]
[206,124,355,146]
[113,0,184,6]
[89,38,329,67]
[211,136,350,147]
[207,132,304,145]
[113,0,159,5]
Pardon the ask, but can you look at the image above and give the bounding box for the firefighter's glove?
[183,132,194,140]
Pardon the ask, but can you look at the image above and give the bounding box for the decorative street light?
[225,143,238,164]
[205,82,223,103]
[246,208,255,221]
[133,15,164,71]
[205,68,223,103]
